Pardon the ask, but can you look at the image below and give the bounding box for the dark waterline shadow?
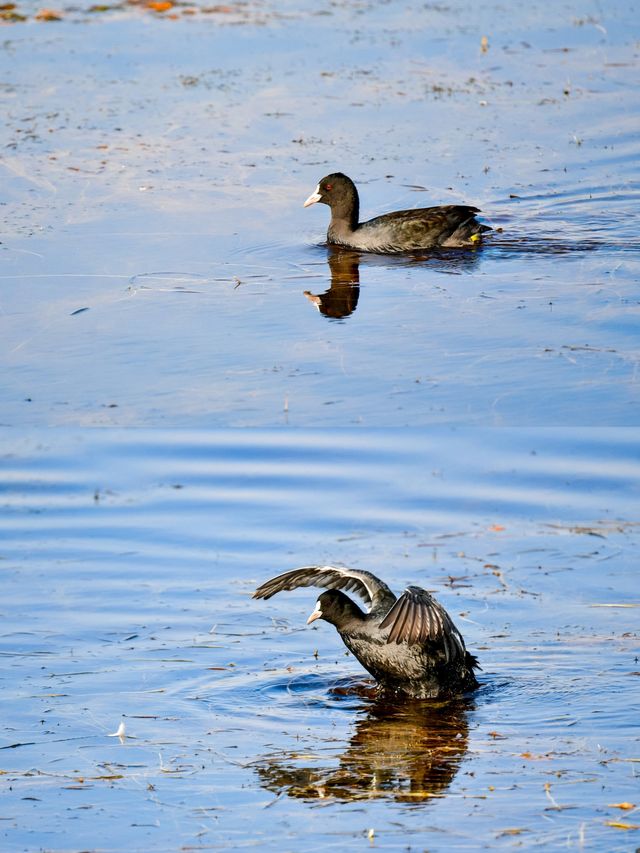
[485,234,621,256]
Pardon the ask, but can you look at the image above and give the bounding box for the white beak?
[306,601,323,624]
[303,184,322,207]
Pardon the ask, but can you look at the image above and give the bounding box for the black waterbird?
[254,565,479,699]
[303,172,490,253]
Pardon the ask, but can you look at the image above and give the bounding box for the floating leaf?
[608,803,635,810]
[605,820,640,830]
[35,8,62,19]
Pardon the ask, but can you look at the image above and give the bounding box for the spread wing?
[378,586,467,662]
[253,565,396,613]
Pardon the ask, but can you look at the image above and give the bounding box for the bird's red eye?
[325,183,332,191]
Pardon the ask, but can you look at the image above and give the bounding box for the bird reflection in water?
[304,245,484,320]
[304,248,361,320]
[255,693,473,802]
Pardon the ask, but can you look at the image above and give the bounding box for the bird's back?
[338,614,478,699]
[340,205,488,252]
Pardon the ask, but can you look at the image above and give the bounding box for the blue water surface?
[0,429,638,851]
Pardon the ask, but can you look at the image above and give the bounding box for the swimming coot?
[254,565,479,699]
[303,173,491,253]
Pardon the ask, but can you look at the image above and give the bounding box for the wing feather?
[408,599,421,645]
[379,585,467,662]
[385,595,408,643]
[253,565,396,612]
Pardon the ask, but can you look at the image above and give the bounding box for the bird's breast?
[339,629,433,682]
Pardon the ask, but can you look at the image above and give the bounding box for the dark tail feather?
[467,652,482,671]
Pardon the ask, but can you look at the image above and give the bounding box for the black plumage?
[254,565,479,699]
[303,173,490,253]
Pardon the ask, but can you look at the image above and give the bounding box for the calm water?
[1,2,639,850]
[1,430,639,851]
[1,0,639,425]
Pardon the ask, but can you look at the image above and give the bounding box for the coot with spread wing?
[254,565,479,699]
